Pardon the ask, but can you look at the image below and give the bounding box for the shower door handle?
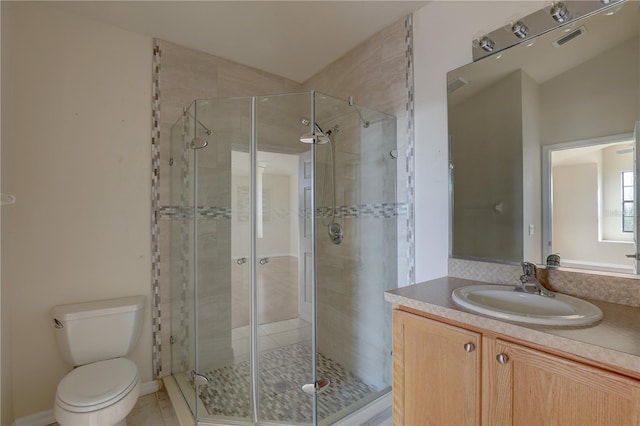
[301,378,330,395]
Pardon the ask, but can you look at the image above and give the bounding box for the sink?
[451,285,603,326]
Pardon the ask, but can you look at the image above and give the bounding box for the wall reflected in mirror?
[448,1,640,275]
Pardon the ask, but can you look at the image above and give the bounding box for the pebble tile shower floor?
[197,342,379,423]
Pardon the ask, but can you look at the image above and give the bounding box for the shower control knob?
[259,257,270,265]
[236,257,247,265]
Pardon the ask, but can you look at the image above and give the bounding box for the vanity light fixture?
[550,2,570,23]
[472,0,618,61]
[477,35,495,52]
[510,20,529,38]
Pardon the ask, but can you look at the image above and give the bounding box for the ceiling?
[47,1,428,83]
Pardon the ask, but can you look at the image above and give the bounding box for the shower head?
[191,136,208,149]
[300,131,330,144]
[300,118,330,144]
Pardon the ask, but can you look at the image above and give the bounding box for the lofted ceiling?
[47,1,429,83]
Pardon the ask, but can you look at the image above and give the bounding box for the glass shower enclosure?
[168,91,398,425]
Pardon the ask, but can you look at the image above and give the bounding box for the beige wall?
[541,37,639,145]
[522,71,542,263]
[0,3,13,425]
[450,71,524,262]
[2,2,152,418]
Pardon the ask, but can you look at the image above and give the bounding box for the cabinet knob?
[496,353,509,364]
[463,343,475,352]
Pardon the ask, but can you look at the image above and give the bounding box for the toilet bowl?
[51,296,146,426]
[54,358,140,426]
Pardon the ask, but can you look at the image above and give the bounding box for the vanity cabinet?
[393,309,640,426]
[392,310,481,426]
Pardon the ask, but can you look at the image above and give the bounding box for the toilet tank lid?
[52,296,145,321]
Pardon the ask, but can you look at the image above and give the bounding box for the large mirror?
[448,1,640,274]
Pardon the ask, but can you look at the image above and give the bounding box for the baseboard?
[13,409,56,426]
[330,392,392,426]
[140,379,160,396]
[13,380,160,426]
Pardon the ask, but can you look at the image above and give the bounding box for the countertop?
[384,276,640,376]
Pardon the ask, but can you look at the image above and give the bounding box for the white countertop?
[385,276,640,376]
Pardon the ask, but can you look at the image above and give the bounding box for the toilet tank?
[52,296,146,366]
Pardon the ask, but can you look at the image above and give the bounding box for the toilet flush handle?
[53,318,64,329]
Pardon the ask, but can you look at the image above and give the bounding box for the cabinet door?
[393,310,481,426]
[484,338,640,426]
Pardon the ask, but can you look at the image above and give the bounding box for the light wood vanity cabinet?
[393,309,640,426]
[392,310,481,426]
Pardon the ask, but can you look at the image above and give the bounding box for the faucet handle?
[521,262,537,277]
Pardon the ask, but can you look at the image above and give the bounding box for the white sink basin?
[451,285,603,327]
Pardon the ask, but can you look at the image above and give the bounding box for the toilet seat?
[56,358,138,413]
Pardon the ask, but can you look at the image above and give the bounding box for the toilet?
[51,296,146,426]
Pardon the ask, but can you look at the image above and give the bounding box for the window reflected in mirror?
[546,136,635,273]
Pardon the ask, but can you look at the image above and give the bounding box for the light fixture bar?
[472,0,624,61]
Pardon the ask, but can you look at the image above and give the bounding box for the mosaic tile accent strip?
[151,40,163,379]
[159,203,407,220]
[196,342,379,423]
[405,15,416,286]
[158,206,233,220]
[319,203,408,219]
[449,258,640,307]
[178,114,192,375]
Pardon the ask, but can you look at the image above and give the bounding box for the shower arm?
[348,96,370,128]
[183,108,213,136]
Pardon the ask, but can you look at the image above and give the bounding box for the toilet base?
[54,380,140,426]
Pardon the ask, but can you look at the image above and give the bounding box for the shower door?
[254,92,316,424]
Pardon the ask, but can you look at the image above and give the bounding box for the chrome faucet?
[518,262,555,297]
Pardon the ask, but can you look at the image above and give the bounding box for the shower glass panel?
[169,104,198,414]
[255,92,314,424]
[314,94,397,424]
[168,91,397,425]
[193,97,252,423]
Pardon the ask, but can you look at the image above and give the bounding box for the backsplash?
[449,258,640,308]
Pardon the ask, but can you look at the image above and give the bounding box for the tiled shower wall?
[302,17,414,386]
[151,16,416,378]
[303,16,415,286]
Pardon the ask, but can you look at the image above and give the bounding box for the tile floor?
[48,387,179,426]
[231,317,312,364]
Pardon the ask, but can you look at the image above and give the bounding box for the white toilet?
[52,296,146,426]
